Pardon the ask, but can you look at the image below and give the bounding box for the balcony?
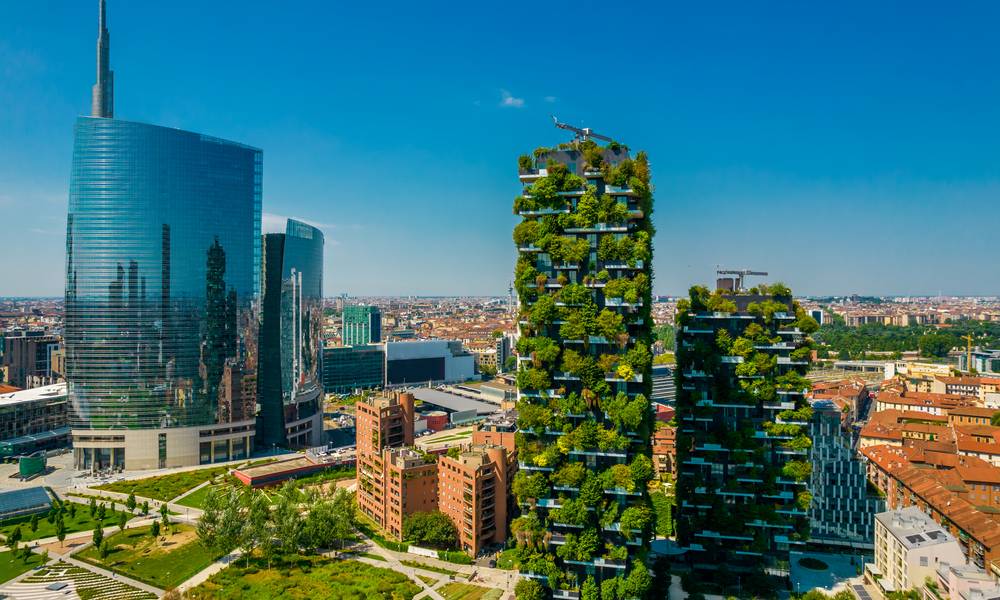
[564,558,627,570]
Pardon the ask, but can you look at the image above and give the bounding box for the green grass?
[439,582,502,600]
[400,559,458,577]
[95,465,232,502]
[0,507,134,543]
[417,574,438,586]
[495,548,519,570]
[187,555,421,599]
[0,550,44,584]
[356,552,386,562]
[175,482,232,510]
[76,523,221,590]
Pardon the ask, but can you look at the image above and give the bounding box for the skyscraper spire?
[91,0,114,118]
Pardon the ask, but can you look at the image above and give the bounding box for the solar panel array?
[0,487,52,520]
[854,584,873,600]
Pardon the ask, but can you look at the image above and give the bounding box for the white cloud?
[543,96,557,103]
[499,89,525,108]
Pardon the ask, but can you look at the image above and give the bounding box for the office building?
[808,398,883,549]
[675,286,817,593]
[961,349,1000,376]
[438,445,515,555]
[385,340,475,386]
[870,507,966,596]
[66,3,261,470]
[510,137,654,594]
[322,344,385,394]
[257,220,324,449]
[0,383,69,457]
[343,305,382,346]
[2,333,61,389]
[651,363,676,404]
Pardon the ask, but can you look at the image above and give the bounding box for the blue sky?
[2,1,999,297]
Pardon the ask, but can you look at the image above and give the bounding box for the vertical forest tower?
[511,131,655,599]
[674,285,818,596]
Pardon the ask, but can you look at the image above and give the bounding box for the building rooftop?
[0,383,66,407]
[411,388,499,416]
[876,506,956,550]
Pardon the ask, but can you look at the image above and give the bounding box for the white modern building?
[870,506,967,596]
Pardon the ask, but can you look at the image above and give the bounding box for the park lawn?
[187,555,421,599]
[439,582,503,600]
[0,506,134,543]
[400,559,458,577]
[0,550,44,584]
[175,482,231,510]
[94,465,231,502]
[495,548,518,570]
[76,523,220,590]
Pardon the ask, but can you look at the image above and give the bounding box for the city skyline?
[4,1,1000,297]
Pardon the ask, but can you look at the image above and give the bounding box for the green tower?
[674,284,818,597]
[510,129,655,600]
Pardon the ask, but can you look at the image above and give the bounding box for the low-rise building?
[871,506,966,596]
[932,561,1000,600]
[0,383,69,457]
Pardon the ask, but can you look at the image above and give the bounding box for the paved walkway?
[175,549,243,593]
[352,531,447,600]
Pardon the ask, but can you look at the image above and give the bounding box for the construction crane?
[552,116,615,143]
[962,334,975,373]
[716,268,768,293]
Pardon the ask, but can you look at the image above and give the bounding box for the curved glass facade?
[66,117,262,440]
[257,219,323,448]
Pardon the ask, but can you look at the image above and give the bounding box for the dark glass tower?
[257,219,325,449]
[66,117,262,470]
[510,136,655,598]
[674,285,817,596]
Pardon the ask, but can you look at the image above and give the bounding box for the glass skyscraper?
[257,220,324,449]
[343,305,382,345]
[66,116,262,470]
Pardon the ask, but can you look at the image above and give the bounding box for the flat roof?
[234,456,316,478]
[0,383,66,407]
[876,506,956,549]
[412,388,499,415]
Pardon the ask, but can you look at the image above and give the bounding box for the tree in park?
[117,512,127,532]
[99,540,110,559]
[6,525,22,550]
[89,498,97,517]
[68,503,77,519]
[160,502,169,527]
[92,523,103,549]
[126,492,136,512]
[402,511,458,550]
[303,488,355,551]
[272,483,303,556]
[195,488,226,552]
[55,518,66,544]
[29,514,38,533]
[243,491,273,568]
[515,578,546,600]
[97,503,106,521]
[110,501,116,513]
[150,520,160,538]
[141,500,149,516]
[919,333,954,358]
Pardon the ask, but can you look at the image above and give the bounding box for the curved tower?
[257,219,325,449]
[66,117,262,470]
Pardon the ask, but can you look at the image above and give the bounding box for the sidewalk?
[175,549,242,593]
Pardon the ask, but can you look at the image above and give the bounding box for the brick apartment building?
[355,391,517,553]
[438,445,515,555]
